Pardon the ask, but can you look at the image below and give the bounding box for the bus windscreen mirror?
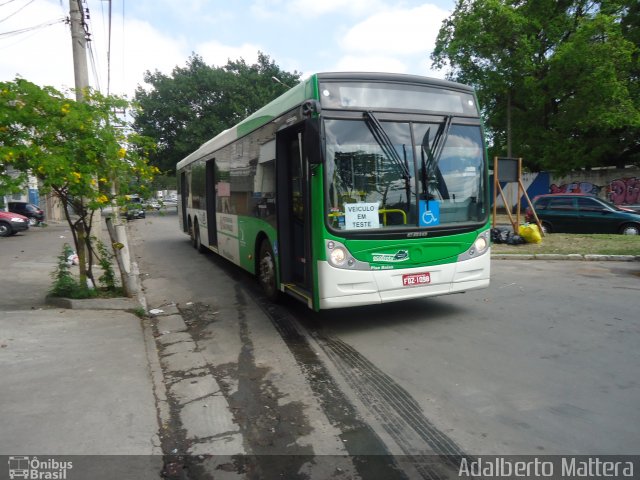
[304,118,323,164]
[301,99,321,118]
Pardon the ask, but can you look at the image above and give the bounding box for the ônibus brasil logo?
[371,250,409,263]
[8,456,73,479]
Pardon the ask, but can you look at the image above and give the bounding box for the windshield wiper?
[420,115,452,200]
[363,111,411,181]
[363,111,412,208]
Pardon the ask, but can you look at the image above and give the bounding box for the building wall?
[492,166,640,209]
[550,167,640,206]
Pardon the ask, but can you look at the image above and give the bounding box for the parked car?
[0,210,30,237]
[8,201,45,226]
[122,203,146,220]
[525,194,640,235]
[143,200,162,210]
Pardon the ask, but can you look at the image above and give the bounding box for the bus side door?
[205,159,217,247]
[276,124,312,294]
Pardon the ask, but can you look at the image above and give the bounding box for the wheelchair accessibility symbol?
[419,200,440,227]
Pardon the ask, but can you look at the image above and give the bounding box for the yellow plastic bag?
[518,223,542,244]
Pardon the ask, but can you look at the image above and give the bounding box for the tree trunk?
[76,222,88,288]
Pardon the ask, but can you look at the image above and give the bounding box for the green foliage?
[133,52,301,172]
[431,0,640,173]
[49,244,95,299]
[149,174,176,191]
[95,239,117,292]
[0,78,158,286]
[130,307,147,318]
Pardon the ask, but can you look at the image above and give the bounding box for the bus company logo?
[8,456,73,479]
[372,250,409,262]
[407,231,429,238]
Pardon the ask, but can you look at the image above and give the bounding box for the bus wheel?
[188,218,195,246]
[193,220,206,252]
[258,240,278,301]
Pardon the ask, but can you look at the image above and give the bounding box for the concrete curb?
[45,295,142,310]
[492,254,640,261]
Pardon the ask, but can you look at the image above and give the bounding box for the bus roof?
[176,75,316,170]
[176,72,473,170]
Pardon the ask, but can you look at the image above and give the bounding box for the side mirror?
[304,117,323,165]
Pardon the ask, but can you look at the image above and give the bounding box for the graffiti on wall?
[550,178,640,206]
[607,177,639,205]
[550,182,601,195]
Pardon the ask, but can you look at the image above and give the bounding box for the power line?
[106,0,111,95]
[121,0,125,96]
[0,16,65,38]
[76,0,102,92]
[0,0,22,8]
[0,0,35,24]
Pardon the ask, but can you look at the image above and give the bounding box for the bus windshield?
[324,118,486,231]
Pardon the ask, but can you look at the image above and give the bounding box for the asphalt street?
[2,213,638,480]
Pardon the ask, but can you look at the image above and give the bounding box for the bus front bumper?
[317,249,490,309]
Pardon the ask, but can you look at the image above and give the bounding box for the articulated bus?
[177,72,490,310]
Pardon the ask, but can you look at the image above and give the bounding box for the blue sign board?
[419,200,440,227]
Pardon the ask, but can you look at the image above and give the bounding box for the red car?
[0,210,30,237]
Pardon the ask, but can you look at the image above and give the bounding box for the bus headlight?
[326,240,371,270]
[473,236,488,254]
[330,247,347,266]
[458,230,490,262]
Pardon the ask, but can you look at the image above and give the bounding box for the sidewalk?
[0,221,162,479]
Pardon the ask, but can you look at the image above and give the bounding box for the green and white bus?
[177,72,490,310]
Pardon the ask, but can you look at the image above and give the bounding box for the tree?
[0,78,157,291]
[133,52,301,173]
[431,0,640,173]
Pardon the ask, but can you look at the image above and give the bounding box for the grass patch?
[129,307,147,318]
[492,233,640,256]
[490,214,640,255]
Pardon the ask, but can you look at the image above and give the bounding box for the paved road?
[307,260,640,456]
[130,213,640,477]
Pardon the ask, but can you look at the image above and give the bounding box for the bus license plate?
[402,272,431,286]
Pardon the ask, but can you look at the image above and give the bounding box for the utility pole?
[69,0,108,290]
[69,0,89,101]
[68,0,134,296]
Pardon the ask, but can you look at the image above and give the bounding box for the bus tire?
[258,240,279,301]
[188,217,195,246]
[194,220,206,253]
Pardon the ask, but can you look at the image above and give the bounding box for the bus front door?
[276,125,312,304]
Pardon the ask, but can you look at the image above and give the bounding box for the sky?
[0,0,455,99]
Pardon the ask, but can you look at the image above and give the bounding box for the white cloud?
[251,0,386,19]
[0,1,452,98]
[249,0,287,19]
[341,4,448,56]
[287,0,386,17]
[195,41,262,68]
[332,55,408,74]
[0,2,74,90]
[0,1,187,97]
[105,18,187,96]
